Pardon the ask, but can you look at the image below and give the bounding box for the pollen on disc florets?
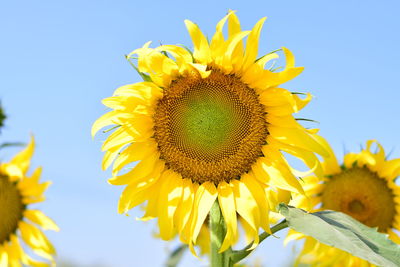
[321,167,396,232]
[153,70,269,184]
[0,175,25,243]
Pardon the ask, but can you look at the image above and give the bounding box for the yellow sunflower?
[0,137,58,267]
[286,139,400,266]
[93,11,328,253]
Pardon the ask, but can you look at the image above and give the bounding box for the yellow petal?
[210,12,231,58]
[24,210,59,231]
[217,181,237,252]
[127,41,152,70]
[284,229,305,246]
[184,20,212,64]
[9,136,34,177]
[20,181,51,200]
[241,173,271,233]
[388,229,400,244]
[292,92,312,112]
[382,159,400,179]
[10,235,50,267]
[118,178,156,214]
[101,143,125,171]
[307,135,339,175]
[179,183,199,245]
[268,126,329,157]
[91,111,119,137]
[145,52,179,87]
[156,45,193,69]
[19,221,55,255]
[101,127,135,152]
[113,82,163,103]
[343,152,359,168]
[112,140,157,174]
[231,179,260,250]
[258,150,304,194]
[196,224,210,255]
[101,95,146,111]
[190,182,217,244]
[174,179,195,234]
[271,138,324,178]
[242,17,267,72]
[17,167,41,190]
[139,182,161,221]
[259,87,296,108]
[227,10,244,61]
[256,52,279,68]
[108,153,162,185]
[157,170,183,240]
[223,31,250,72]
[0,248,8,267]
[186,63,211,78]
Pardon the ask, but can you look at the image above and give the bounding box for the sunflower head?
[287,139,400,266]
[0,137,58,266]
[93,11,328,253]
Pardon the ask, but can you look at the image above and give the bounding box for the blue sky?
[1,0,399,266]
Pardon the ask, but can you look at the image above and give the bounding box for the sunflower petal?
[157,170,183,240]
[217,181,237,252]
[19,222,55,255]
[242,17,267,72]
[190,182,217,244]
[24,210,59,231]
[184,20,211,64]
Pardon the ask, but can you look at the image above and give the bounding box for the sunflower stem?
[210,200,231,267]
[229,220,289,264]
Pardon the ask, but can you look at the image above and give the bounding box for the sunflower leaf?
[229,220,289,264]
[0,102,5,132]
[165,245,187,267]
[0,142,26,150]
[278,203,400,267]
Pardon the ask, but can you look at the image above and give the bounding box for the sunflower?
[286,139,400,266]
[93,11,328,253]
[0,137,58,267]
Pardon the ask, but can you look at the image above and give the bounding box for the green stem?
[229,220,289,264]
[210,200,231,267]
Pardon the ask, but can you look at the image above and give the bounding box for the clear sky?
[1,0,399,266]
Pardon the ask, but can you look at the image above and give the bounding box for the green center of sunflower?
[154,70,268,184]
[0,174,25,243]
[181,96,236,152]
[321,167,395,232]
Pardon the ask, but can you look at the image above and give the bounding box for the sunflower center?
[321,167,395,232]
[154,70,268,184]
[0,175,25,243]
[181,95,237,152]
[348,199,365,214]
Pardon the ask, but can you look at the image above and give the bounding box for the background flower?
[287,139,400,266]
[0,137,58,266]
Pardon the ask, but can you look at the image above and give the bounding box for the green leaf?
[229,220,289,264]
[295,118,320,124]
[0,142,26,150]
[0,102,6,132]
[165,245,187,267]
[278,203,400,267]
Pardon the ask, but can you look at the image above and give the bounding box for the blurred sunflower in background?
[93,11,328,253]
[0,137,58,267]
[286,139,400,266]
